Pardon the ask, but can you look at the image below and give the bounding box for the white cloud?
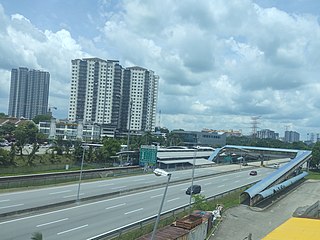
[0,7,91,116]
[0,0,320,139]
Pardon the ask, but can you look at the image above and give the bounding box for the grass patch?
[306,170,320,180]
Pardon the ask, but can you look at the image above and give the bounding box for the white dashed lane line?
[124,208,143,215]
[0,203,24,210]
[150,194,163,198]
[167,198,180,202]
[36,218,69,227]
[57,224,88,235]
[49,190,72,195]
[105,203,126,210]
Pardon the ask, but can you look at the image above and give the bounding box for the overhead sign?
[139,145,157,166]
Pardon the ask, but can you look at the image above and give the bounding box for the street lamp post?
[189,148,197,214]
[151,168,172,240]
[76,145,89,203]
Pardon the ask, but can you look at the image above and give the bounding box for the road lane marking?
[111,186,127,189]
[57,224,88,235]
[0,203,24,210]
[49,190,72,195]
[124,208,143,215]
[63,193,84,199]
[167,197,180,202]
[37,218,68,227]
[0,199,10,203]
[234,180,240,183]
[105,203,126,210]
[218,185,225,188]
[204,183,212,186]
[150,194,163,198]
[97,183,114,187]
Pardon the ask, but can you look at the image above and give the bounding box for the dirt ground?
[210,180,320,240]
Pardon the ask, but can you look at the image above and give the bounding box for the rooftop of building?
[0,117,34,126]
[262,217,320,240]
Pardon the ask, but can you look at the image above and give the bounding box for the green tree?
[14,121,39,165]
[32,114,52,124]
[102,137,122,163]
[311,142,320,168]
[0,148,9,166]
[53,136,64,155]
[73,140,84,163]
[192,194,210,211]
[0,122,16,141]
[166,132,183,146]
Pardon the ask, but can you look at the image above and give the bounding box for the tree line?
[1,113,320,169]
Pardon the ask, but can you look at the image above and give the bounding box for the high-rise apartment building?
[8,67,50,119]
[68,58,159,133]
[120,66,159,132]
[284,130,300,143]
[257,129,279,139]
[68,58,122,127]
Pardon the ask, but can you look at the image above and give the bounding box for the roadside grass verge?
[306,170,320,180]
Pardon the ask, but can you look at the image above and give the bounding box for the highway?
[0,164,251,215]
[0,167,274,240]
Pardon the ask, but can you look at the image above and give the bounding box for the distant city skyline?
[0,1,320,140]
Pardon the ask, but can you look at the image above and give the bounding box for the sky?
[0,0,320,140]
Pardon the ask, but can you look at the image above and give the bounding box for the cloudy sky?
[0,0,320,140]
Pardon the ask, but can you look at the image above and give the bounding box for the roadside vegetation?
[306,170,320,180]
[1,112,320,176]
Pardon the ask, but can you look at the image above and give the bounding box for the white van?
[273,163,280,168]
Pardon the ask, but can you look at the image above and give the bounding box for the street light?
[76,145,89,203]
[189,148,197,214]
[151,168,172,240]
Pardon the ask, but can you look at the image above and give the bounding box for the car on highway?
[249,170,257,176]
[273,163,280,168]
[186,184,201,195]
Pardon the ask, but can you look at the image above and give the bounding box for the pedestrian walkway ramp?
[241,150,312,206]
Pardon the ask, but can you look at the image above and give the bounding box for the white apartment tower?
[68,58,159,133]
[68,58,122,126]
[122,67,159,132]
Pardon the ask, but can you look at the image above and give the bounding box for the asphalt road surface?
[0,164,256,215]
[0,167,274,240]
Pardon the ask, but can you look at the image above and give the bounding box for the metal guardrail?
[87,183,255,240]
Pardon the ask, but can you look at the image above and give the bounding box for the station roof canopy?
[158,158,214,166]
[157,151,212,160]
